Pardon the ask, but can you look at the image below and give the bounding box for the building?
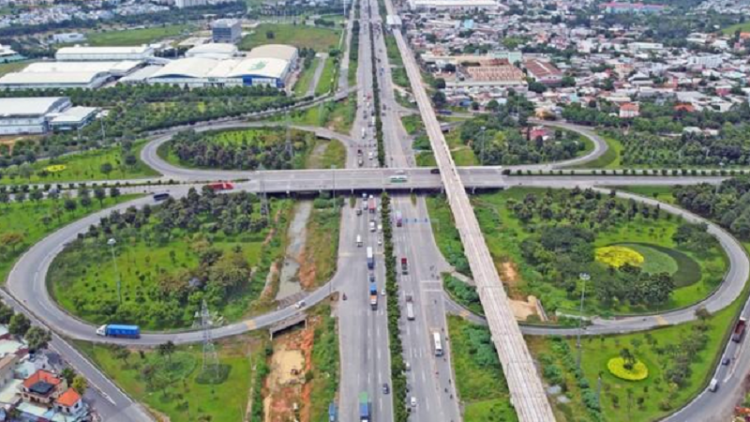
[601,1,666,13]
[0,97,72,135]
[0,44,23,63]
[50,107,99,131]
[49,32,86,44]
[147,56,293,88]
[619,102,640,118]
[212,19,242,44]
[449,59,526,89]
[20,370,67,406]
[175,0,206,7]
[0,61,142,90]
[407,0,498,10]
[56,45,154,61]
[524,59,563,85]
[54,388,86,419]
[186,43,239,60]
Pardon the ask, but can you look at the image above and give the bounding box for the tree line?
[674,177,750,240]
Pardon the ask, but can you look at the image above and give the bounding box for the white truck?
[406,295,415,320]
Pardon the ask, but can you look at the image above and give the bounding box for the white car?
[410,397,417,407]
[378,238,383,246]
[294,300,305,309]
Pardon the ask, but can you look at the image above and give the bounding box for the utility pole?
[107,238,122,304]
[259,164,270,224]
[480,126,486,165]
[285,112,293,158]
[577,272,590,369]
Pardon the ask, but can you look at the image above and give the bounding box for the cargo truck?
[401,257,408,275]
[96,324,140,339]
[368,196,377,213]
[395,211,403,227]
[208,182,234,191]
[359,392,370,422]
[406,295,415,320]
[369,282,378,309]
[733,317,747,342]
[152,193,170,201]
[367,247,374,269]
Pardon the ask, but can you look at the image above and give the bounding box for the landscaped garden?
[49,188,292,330]
[159,127,345,170]
[0,139,158,185]
[429,187,727,318]
[448,316,518,421]
[0,188,135,284]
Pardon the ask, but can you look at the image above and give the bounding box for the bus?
[389,175,408,183]
[433,332,443,357]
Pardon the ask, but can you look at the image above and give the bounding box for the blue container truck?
[96,324,140,339]
[359,392,370,422]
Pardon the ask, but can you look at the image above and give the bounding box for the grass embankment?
[449,316,518,421]
[315,57,337,96]
[471,188,726,316]
[74,334,265,422]
[613,186,677,204]
[575,134,623,168]
[383,32,408,89]
[294,57,321,96]
[401,115,424,135]
[305,139,347,169]
[1,140,159,185]
[288,94,357,134]
[309,303,340,420]
[302,198,341,288]
[0,193,138,284]
[239,23,341,51]
[425,195,470,275]
[87,24,192,46]
[529,290,743,422]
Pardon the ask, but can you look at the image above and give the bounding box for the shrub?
[607,357,649,381]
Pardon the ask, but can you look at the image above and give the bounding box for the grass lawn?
[448,316,518,421]
[49,198,292,330]
[303,202,341,287]
[401,115,424,135]
[722,22,750,34]
[304,139,346,169]
[86,24,192,46]
[2,140,160,185]
[416,151,436,167]
[613,186,677,204]
[74,334,265,422]
[294,57,321,96]
[528,283,744,422]
[425,195,470,276]
[576,134,622,168]
[470,188,727,316]
[315,56,337,96]
[0,60,33,76]
[287,94,356,134]
[0,194,138,285]
[309,303,340,421]
[239,23,341,52]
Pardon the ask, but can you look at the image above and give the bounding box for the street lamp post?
[108,238,122,304]
[577,272,590,369]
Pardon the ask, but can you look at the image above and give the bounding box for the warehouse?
[407,0,499,10]
[147,56,292,88]
[186,43,239,60]
[246,44,298,64]
[0,97,71,135]
[0,61,143,90]
[56,45,155,61]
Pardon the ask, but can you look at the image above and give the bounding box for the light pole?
[108,238,122,304]
[331,165,337,212]
[480,126,486,165]
[577,272,590,369]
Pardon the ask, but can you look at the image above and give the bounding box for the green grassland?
[315,56,337,96]
[529,283,744,422]
[287,95,356,134]
[49,198,292,330]
[575,134,623,169]
[613,186,677,204]
[401,115,424,135]
[294,57,321,96]
[309,303,340,420]
[239,23,341,51]
[75,334,264,422]
[722,22,750,34]
[472,188,727,315]
[0,194,138,285]
[87,24,193,46]
[449,316,518,421]
[1,140,159,185]
[0,60,33,76]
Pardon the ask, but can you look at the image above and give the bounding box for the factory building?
[0,61,143,90]
[407,0,499,10]
[212,19,242,44]
[55,45,154,62]
[186,43,239,60]
[0,97,98,135]
[147,56,292,88]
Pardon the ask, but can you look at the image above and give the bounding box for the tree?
[112,345,131,364]
[158,341,176,364]
[19,163,33,180]
[61,367,77,386]
[109,187,121,199]
[433,78,446,90]
[100,162,113,178]
[431,91,447,108]
[8,313,30,337]
[0,232,24,252]
[528,81,547,93]
[94,187,106,207]
[64,198,77,213]
[266,30,275,39]
[29,189,43,203]
[72,376,88,394]
[80,195,92,208]
[0,303,14,324]
[25,326,51,351]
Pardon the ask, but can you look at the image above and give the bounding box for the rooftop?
[56,388,81,407]
[0,97,69,117]
[56,45,153,56]
[246,44,298,62]
[22,369,61,391]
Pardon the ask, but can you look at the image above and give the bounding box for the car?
[430,168,440,175]
[356,208,362,216]
[294,300,305,309]
[382,383,390,394]
[405,362,411,371]
[369,273,375,283]
[378,238,383,246]
[410,397,417,407]
[381,288,386,296]
[722,357,731,365]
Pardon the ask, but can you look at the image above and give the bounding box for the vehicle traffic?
[389,174,408,183]
[366,246,374,270]
[369,282,378,309]
[152,193,170,201]
[401,257,408,275]
[406,295,415,320]
[96,324,140,338]
[359,392,370,422]
[732,317,747,342]
[433,332,443,356]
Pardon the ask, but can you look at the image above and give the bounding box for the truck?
[406,295,415,320]
[208,182,234,191]
[369,282,378,309]
[395,211,403,227]
[401,257,408,275]
[366,246,374,270]
[359,392,370,422]
[371,116,376,127]
[96,324,140,339]
[733,317,747,342]
[369,221,376,232]
[368,196,377,213]
[152,192,170,201]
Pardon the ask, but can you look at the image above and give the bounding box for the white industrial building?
[246,44,298,64]
[0,97,98,135]
[147,56,292,88]
[408,0,498,9]
[0,61,143,90]
[55,45,155,62]
[0,44,23,63]
[186,43,239,60]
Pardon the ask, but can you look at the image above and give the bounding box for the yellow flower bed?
[45,165,67,173]
[595,246,644,268]
[607,357,649,381]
